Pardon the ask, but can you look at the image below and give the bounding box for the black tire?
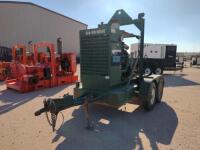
[154,67,163,75]
[143,82,156,111]
[144,67,152,76]
[156,77,164,103]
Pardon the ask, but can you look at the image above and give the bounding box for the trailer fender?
[139,79,152,96]
[139,75,163,96]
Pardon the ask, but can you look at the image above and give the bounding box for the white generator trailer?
[131,43,178,74]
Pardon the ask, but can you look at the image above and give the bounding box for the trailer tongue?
[34,9,164,131]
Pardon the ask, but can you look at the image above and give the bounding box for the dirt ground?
[0,65,200,150]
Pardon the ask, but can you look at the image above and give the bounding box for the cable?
[44,99,65,131]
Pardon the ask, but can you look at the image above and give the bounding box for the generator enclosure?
[192,56,200,65]
[80,25,125,91]
[197,57,200,65]
[131,43,177,72]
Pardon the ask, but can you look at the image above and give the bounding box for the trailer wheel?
[154,67,163,74]
[144,67,152,75]
[143,82,156,111]
[156,77,164,103]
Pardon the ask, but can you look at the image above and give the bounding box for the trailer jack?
[34,94,97,131]
[83,100,93,130]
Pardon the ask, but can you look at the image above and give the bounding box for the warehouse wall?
[0,2,87,56]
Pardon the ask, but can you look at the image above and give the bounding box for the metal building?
[0,1,87,56]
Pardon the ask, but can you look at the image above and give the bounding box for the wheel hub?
[155,68,162,74]
[145,68,151,75]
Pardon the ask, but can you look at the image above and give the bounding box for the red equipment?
[0,44,29,81]
[0,62,10,81]
[6,42,78,92]
[9,44,33,79]
[12,44,27,64]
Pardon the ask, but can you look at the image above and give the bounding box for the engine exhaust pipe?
[57,37,63,55]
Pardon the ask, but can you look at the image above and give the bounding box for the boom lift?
[35,10,164,131]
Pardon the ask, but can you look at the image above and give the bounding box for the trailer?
[197,57,200,65]
[34,9,164,132]
[131,43,178,74]
[191,56,200,65]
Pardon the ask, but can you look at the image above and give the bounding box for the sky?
[4,0,200,52]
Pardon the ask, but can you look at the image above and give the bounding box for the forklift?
[35,9,164,131]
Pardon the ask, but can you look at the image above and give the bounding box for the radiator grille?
[80,35,109,75]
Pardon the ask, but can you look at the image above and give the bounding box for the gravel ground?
[0,65,200,150]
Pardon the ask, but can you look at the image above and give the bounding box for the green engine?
[80,23,130,91]
[74,9,145,107]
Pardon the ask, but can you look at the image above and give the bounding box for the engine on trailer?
[35,9,164,132]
